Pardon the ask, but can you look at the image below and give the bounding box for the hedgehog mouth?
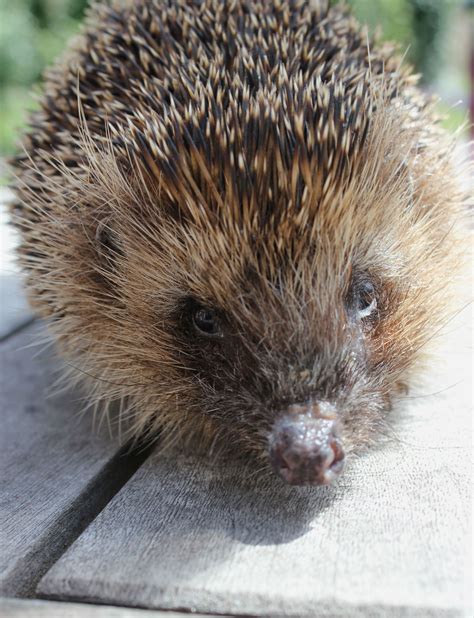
[267,402,345,486]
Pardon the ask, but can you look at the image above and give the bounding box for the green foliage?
[346,0,463,84]
[345,0,413,50]
[0,0,87,155]
[408,0,455,84]
[0,0,87,86]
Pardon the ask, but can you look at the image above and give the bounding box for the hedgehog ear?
[95,219,124,270]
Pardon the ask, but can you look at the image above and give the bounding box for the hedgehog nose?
[269,410,345,486]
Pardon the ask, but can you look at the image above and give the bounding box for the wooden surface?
[0,598,212,618]
[0,322,148,597]
[37,305,472,617]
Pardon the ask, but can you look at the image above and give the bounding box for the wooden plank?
[0,598,213,618]
[38,306,472,617]
[0,322,150,597]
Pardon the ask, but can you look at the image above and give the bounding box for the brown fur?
[10,0,466,472]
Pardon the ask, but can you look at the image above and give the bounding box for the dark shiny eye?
[355,280,377,319]
[193,307,221,336]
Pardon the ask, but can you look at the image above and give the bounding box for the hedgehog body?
[11,0,464,485]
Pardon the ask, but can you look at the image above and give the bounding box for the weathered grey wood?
[0,598,213,618]
[38,306,472,617]
[0,322,148,597]
[0,275,35,341]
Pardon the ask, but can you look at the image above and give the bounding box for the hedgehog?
[10,0,466,486]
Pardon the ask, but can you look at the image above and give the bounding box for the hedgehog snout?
[268,402,345,486]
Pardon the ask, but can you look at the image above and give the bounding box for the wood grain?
[37,307,472,617]
[0,322,148,596]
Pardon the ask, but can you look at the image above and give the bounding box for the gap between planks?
[5,440,154,598]
[0,321,155,597]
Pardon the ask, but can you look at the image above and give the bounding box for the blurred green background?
[0,0,471,161]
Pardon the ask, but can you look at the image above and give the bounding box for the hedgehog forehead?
[166,220,353,318]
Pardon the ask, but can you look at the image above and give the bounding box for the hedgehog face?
[170,268,385,486]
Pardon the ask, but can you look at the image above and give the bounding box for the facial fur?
[10,0,465,484]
